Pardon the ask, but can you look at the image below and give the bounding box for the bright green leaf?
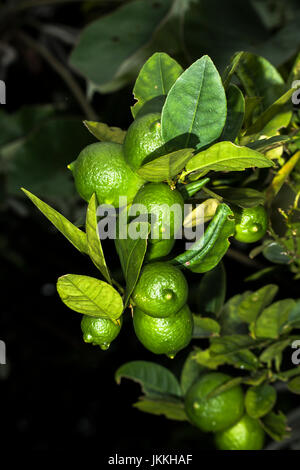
[237,284,278,324]
[161,55,227,151]
[254,299,296,339]
[245,384,277,418]
[57,274,123,320]
[137,148,194,182]
[133,398,187,421]
[192,315,220,338]
[83,121,126,144]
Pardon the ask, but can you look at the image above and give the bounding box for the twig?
[18,31,97,121]
[226,247,265,269]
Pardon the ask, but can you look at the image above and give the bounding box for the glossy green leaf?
[161,55,227,151]
[133,397,187,421]
[236,53,285,111]
[21,189,87,254]
[245,385,277,418]
[131,52,183,118]
[137,148,194,182]
[209,335,260,371]
[221,84,245,142]
[287,376,300,395]
[254,299,296,339]
[180,352,205,395]
[69,0,172,89]
[194,348,228,370]
[195,263,226,316]
[237,284,278,324]
[215,187,265,208]
[83,121,126,144]
[186,142,274,174]
[261,110,293,137]
[115,361,182,397]
[192,315,220,338]
[173,204,235,273]
[86,194,111,284]
[260,411,290,441]
[57,274,123,320]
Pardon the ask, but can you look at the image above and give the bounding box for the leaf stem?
[18,31,98,121]
[202,187,223,202]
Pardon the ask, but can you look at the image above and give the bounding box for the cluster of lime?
[68,112,268,353]
[184,372,265,450]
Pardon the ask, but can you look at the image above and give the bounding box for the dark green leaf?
[245,88,295,136]
[161,55,227,151]
[245,384,277,418]
[86,194,112,284]
[180,351,205,395]
[131,52,183,118]
[21,189,87,254]
[260,411,291,441]
[262,241,292,265]
[236,52,285,111]
[209,335,260,371]
[259,338,292,363]
[288,301,300,327]
[56,274,123,320]
[175,204,235,273]
[247,135,290,152]
[133,397,187,421]
[219,293,251,335]
[115,361,182,397]
[137,148,194,182]
[185,142,274,174]
[237,284,278,324]
[254,299,296,339]
[192,315,220,338]
[287,376,300,395]
[69,0,172,90]
[83,121,126,144]
[221,84,245,142]
[215,187,265,208]
[196,263,226,316]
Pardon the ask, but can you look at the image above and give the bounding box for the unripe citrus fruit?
[69,142,144,207]
[184,372,244,432]
[132,262,188,317]
[124,113,165,170]
[215,414,265,450]
[81,315,122,350]
[133,304,193,357]
[145,238,175,261]
[130,182,184,244]
[234,205,268,243]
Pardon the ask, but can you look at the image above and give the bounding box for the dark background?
[0,0,300,452]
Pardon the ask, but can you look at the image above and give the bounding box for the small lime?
[81,315,122,350]
[133,304,193,357]
[234,205,268,243]
[215,414,265,450]
[184,372,244,432]
[132,261,188,317]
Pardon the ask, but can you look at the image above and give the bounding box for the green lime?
[184,372,244,432]
[215,414,265,450]
[145,238,175,261]
[124,113,166,170]
[81,315,122,350]
[234,205,268,243]
[69,142,144,207]
[132,262,188,317]
[130,183,184,244]
[133,304,193,357]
